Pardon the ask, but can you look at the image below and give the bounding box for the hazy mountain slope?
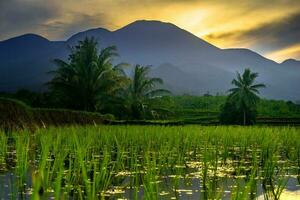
[150,63,204,95]
[111,20,221,65]
[0,34,67,91]
[67,28,112,46]
[0,20,299,100]
[66,20,222,65]
[150,63,233,95]
[281,59,300,71]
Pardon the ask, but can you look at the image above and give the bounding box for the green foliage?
[223,68,265,125]
[110,65,171,120]
[4,38,297,123]
[219,98,257,125]
[48,37,128,111]
[2,92,300,126]
[46,38,172,119]
[171,95,226,111]
[258,99,300,117]
[168,95,300,124]
[1,38,299,123]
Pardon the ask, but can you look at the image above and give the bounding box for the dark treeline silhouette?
[47,37,170,120]
[47,38,128,112]
[101,65,171,119]
[220,68,266,125]
[0,37,279,124]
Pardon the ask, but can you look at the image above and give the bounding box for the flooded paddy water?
[0,125,299,199]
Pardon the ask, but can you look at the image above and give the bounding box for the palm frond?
[250,83,266,89]
[231,79,242,87]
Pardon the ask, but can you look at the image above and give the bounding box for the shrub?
[219,99,257,125]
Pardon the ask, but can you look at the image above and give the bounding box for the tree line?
[1,37,267,124]
[47,37,171,120]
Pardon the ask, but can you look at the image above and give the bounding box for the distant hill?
[0,20,299,100]
[281,59,300,70]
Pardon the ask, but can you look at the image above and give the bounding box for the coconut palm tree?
[228,68,265,125]
[48,37,128,111]
[122,65,171,119]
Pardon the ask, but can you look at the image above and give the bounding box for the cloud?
[40,12,110,40]
[0,0,61,39]
[266,44,300,61]
[205,12,300,53]
[248,12,300,52]
[0,0,299,61]
[0,0,114,40]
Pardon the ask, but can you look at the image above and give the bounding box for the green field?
[2,96,300,131]
[0,125,299,199]
[168,96,300,125]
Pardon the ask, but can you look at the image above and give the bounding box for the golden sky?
[1,0,300,62]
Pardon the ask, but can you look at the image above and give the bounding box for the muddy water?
[1,167,299,199]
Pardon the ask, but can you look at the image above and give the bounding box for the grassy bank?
[1,96,300,131]
[0,98,113,131]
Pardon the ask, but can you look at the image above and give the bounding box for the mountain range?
[0,20,299,100]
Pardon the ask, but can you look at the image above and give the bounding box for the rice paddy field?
[0,125,299,199]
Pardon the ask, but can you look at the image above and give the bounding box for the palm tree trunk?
[243,109,246,126]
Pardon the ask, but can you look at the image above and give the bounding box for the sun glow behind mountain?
[1,0,299,62]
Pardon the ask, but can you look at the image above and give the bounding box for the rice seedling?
[0,132,7,170]
[0,125,299,199]
[14,131,30,197]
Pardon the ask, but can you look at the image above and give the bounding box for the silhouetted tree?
[220,68,265,125]
[120,65,171,119]
[219,99,257,125]
[48,37,128,111]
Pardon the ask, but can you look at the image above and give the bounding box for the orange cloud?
[266,44,300,62]
[1,0,300,61]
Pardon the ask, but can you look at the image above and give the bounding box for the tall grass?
[0,133,7,169]
[0,126,299,199]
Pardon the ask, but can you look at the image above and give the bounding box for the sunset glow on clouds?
[1,0,299,62]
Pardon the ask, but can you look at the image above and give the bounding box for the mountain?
[0,34,67,91]
[0,20,299,100]
[281,59,300,69]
